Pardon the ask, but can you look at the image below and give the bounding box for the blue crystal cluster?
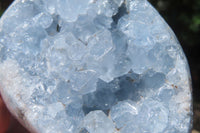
[0,0,192,133]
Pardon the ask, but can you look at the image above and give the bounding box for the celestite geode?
[0,0,192,133]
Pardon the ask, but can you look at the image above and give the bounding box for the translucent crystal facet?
[0,0,192,133]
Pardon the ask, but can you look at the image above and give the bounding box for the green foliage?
[190,14,200,32]
[0,10,4,17]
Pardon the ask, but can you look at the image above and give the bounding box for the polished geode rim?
[0,0,193,132]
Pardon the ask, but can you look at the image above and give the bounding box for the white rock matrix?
[0,0,192,133]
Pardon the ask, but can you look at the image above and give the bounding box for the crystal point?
[0,0,192,133]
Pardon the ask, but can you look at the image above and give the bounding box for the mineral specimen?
[0,0,192,133]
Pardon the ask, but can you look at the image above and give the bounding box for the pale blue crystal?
[82,110,115,133]
[0,0,192,133]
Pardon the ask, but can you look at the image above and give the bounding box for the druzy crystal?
[0,0,192,133]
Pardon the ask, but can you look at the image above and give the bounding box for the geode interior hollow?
[0,0,192,133]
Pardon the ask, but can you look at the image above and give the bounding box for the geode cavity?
[0,0,192,133]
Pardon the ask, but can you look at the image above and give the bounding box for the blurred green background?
[0,0,200,132]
